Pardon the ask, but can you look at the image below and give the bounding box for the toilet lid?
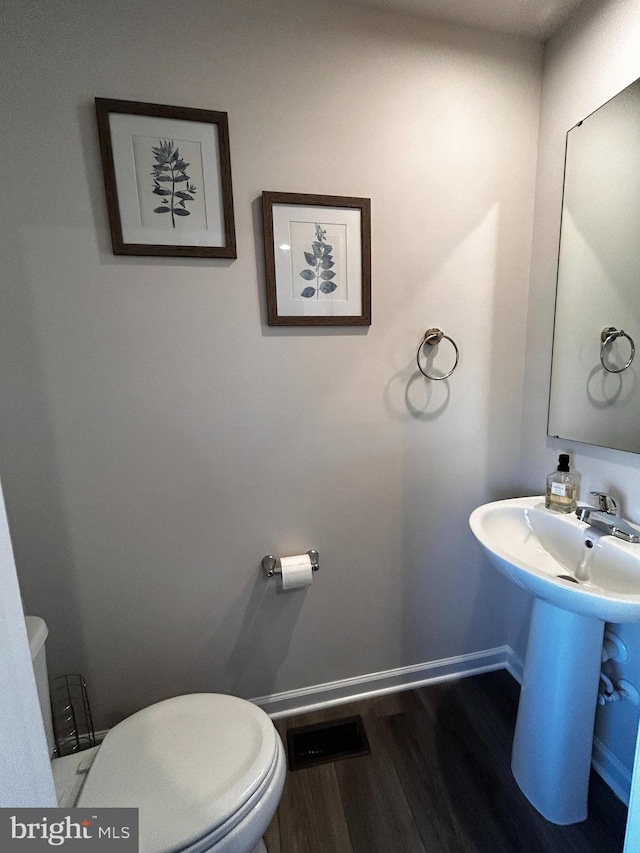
[77,693,278,853]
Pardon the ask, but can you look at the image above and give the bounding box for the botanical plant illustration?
[299,224,338,298]
[151,139,197,228]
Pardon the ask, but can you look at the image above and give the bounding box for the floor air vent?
[286,715,370,771]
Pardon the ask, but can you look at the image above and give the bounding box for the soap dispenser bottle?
[545,453,578,513]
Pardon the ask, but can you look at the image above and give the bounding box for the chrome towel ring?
[600,327,636,374]
[416,328,459,380]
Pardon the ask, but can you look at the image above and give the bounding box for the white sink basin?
[470,495,640,825]
[469,496,640,623]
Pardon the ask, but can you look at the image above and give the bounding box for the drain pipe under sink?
[598,673,640,706]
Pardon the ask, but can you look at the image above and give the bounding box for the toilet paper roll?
[280,554,313,591]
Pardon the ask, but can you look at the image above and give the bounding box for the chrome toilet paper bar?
[262,550,320,579]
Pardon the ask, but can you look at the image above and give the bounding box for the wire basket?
[50,674,96,757]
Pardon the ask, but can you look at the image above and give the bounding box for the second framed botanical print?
[262,192,371,326]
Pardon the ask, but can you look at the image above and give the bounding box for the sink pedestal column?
[511,597,604,824]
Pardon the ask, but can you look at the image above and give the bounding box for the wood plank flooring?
[264,670,628,853]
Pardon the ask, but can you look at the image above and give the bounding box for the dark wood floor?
[264,670,628,852]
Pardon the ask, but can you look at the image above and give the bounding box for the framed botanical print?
[95,98,236,258]
[262,192,371,326]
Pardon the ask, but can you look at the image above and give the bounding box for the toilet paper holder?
[262,550,320,579]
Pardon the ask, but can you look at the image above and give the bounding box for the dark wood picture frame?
[95,98,236,258]
[262,191,371,326]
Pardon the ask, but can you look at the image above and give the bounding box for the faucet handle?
[591,491,619,515]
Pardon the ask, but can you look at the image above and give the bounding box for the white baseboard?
[505,646,524,684]
[250,646,509,719]
[592,736,632,806]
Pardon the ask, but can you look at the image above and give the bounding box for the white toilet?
[25,617,286,853]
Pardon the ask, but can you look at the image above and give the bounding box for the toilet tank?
[25,616,55,757]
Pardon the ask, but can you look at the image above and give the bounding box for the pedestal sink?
[469,497,640,825]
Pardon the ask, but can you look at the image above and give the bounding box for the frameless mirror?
[548,77,640,453]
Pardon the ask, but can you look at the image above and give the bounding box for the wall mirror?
[548,76,640,453]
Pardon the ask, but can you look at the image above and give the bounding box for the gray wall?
[517,0,640,781]
[0,0,541,729]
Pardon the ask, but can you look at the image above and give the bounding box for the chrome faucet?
[576,491,640,544]
[575,491,618,520]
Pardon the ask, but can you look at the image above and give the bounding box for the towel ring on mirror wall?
[416,328,459,380]
[600,327,636,374]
